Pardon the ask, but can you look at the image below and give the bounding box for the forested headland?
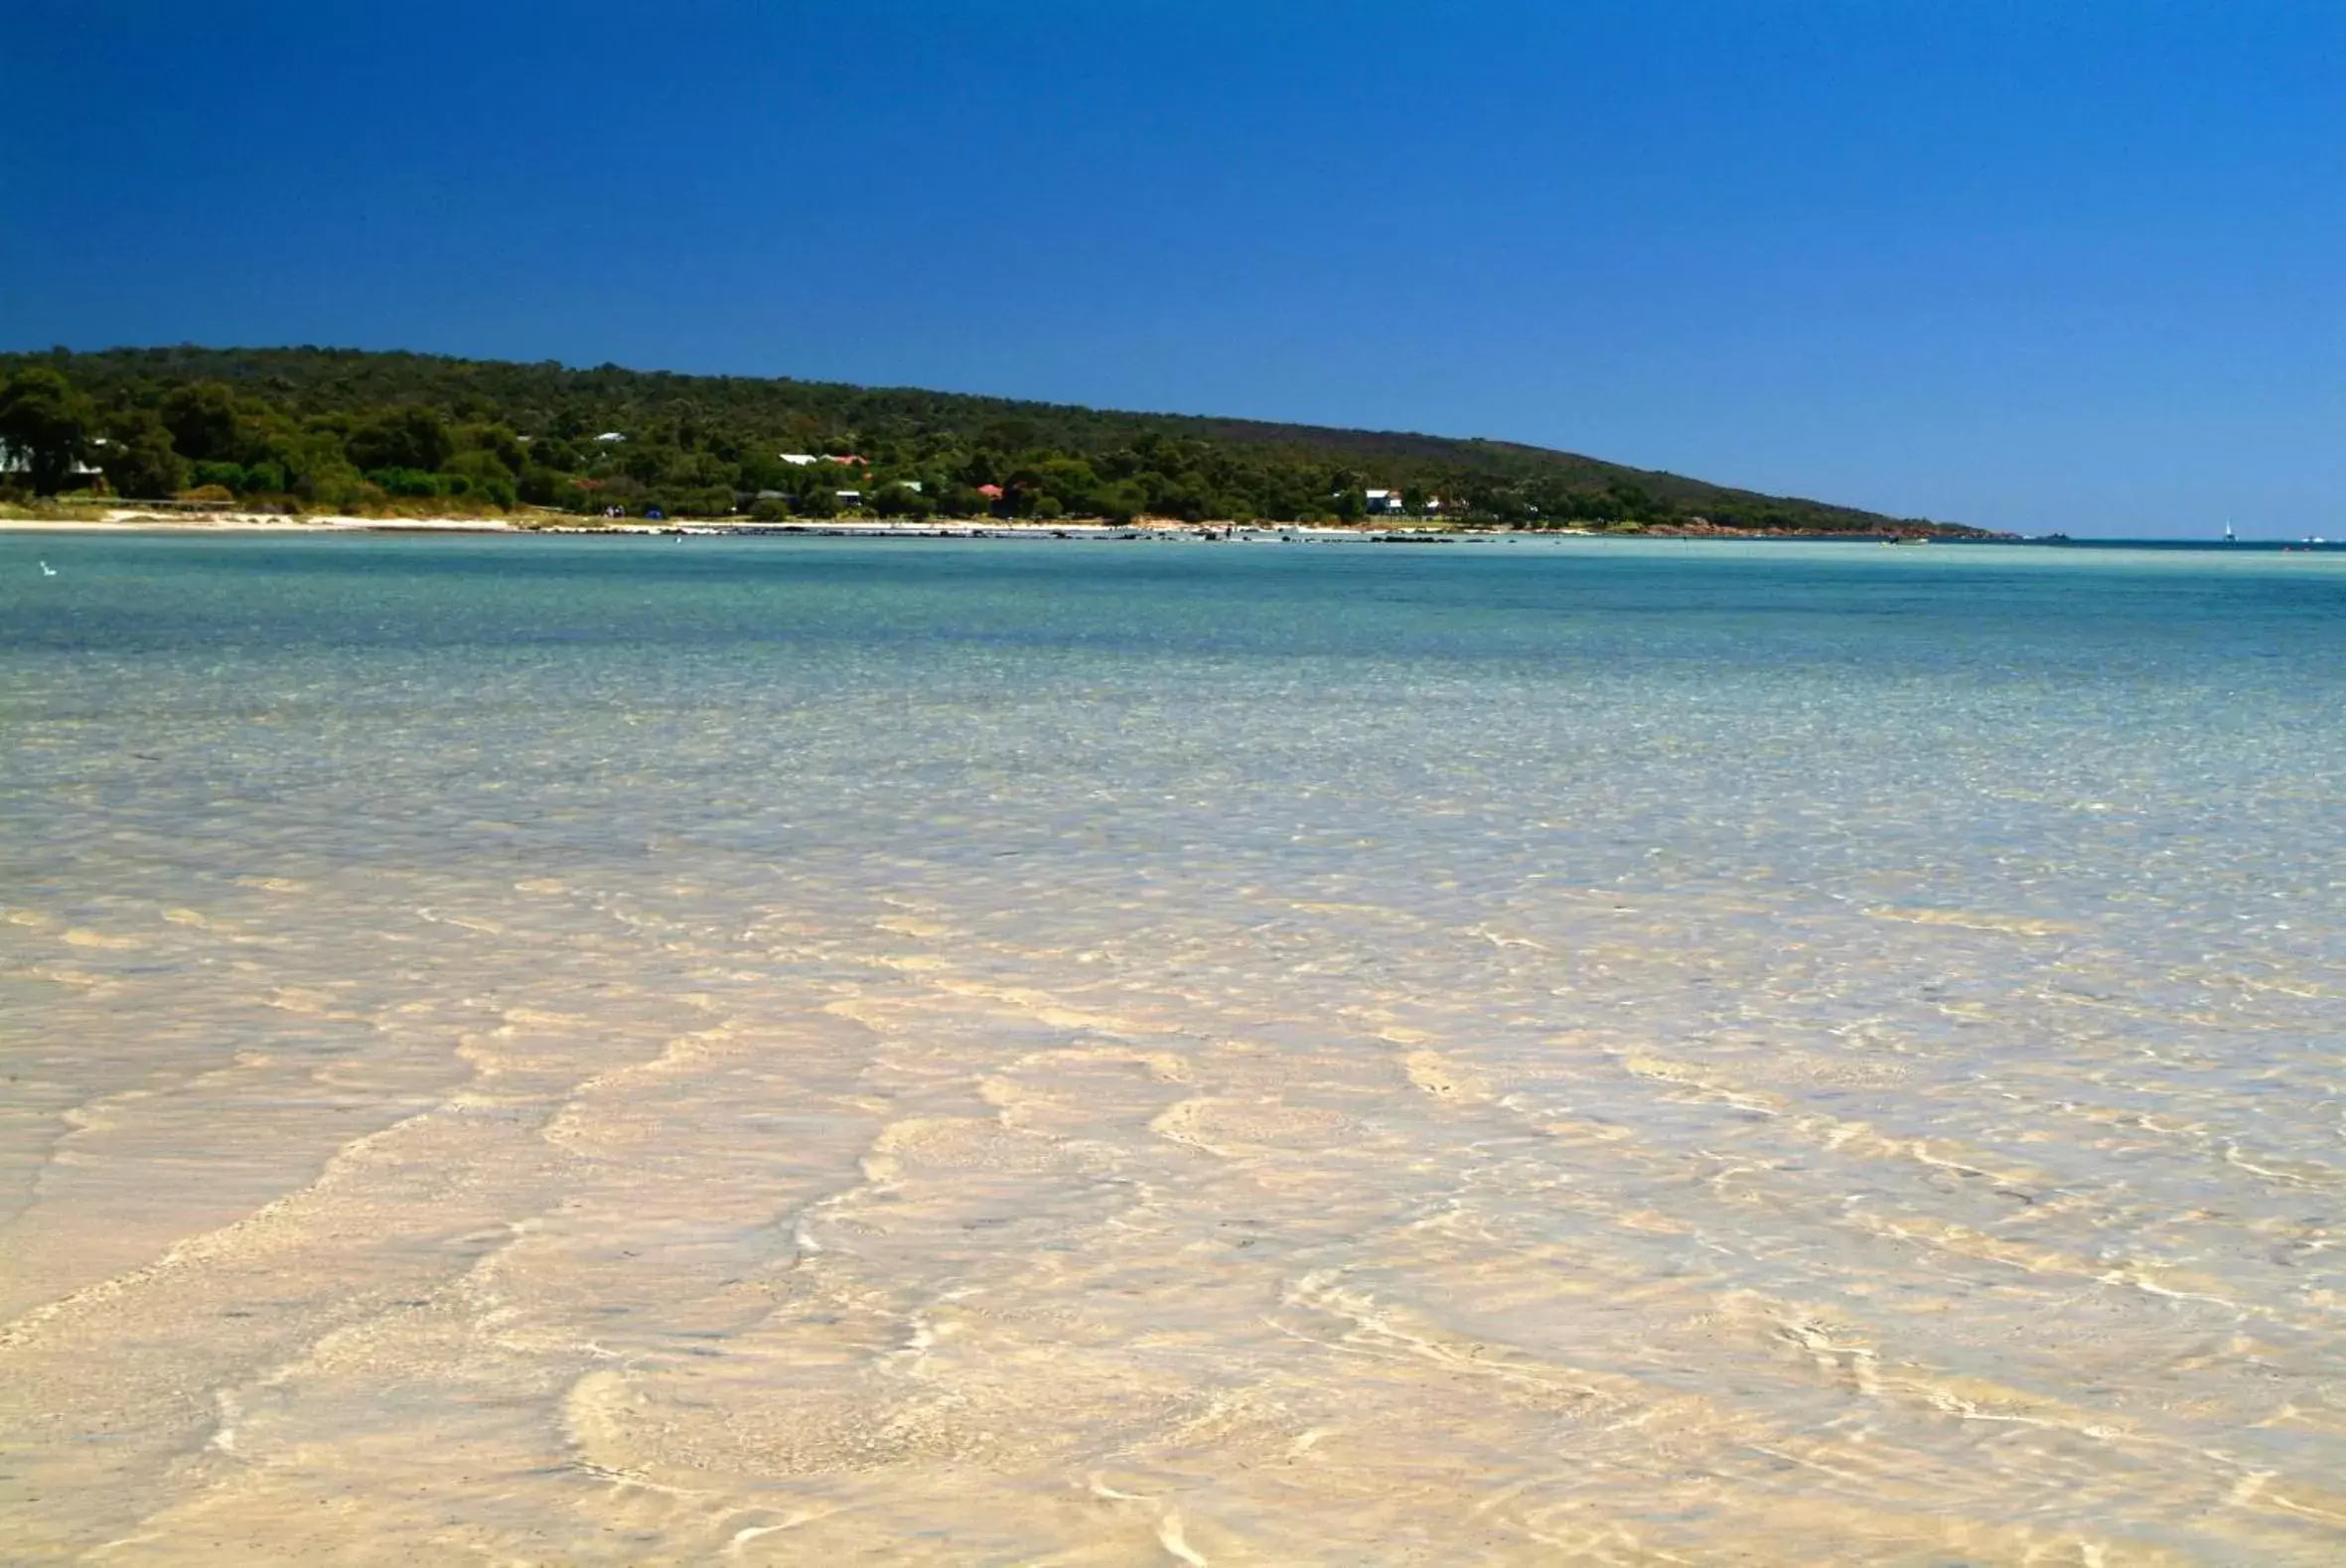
[0,346,1992,535]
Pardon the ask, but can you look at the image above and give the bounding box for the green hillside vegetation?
[0,346,1988,534]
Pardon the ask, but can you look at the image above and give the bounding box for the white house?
[0,442,105,484]
[1364,489,1406,515]
[779,453,816,465]
[594,432,626,443]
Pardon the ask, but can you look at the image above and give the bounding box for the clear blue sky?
[6,2,2341,536]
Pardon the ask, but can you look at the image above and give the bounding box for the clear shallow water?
[1,532,2341,1566]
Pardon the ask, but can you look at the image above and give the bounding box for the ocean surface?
[2,532,2341,1566]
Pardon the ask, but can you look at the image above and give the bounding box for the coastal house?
[0,441,106,488]
[977,484,1004,501]
[826,454,870,467]
[1364,489,1405,515]
[779,453,816,465]
[594,432,626,443]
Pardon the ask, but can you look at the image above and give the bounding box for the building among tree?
[0,441,105,489]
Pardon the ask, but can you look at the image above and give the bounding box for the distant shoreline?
[2,507,2008,544]
[7,513,2328,549]
[6,347,1986,539]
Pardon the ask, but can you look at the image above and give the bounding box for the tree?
[0,368,98,495]
[873,483,936,518]
[347,405,454,474]
[443,471,517,508]
[298,460,377,512]
[442,448,518,495]
[0,347,1976,537]
[529,436,580,472]
[936,482,989,517]
[161,381,243,464]
[97,410,186,499]
[1606,481,1660,521]
[517,465,573,506]
[373,468,444,498]
[1096,481,1145,524]
[457,423,526,475]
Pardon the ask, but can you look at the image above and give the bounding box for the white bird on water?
[39,560,57,576]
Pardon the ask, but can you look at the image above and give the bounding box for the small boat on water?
[1881,535,1929,546]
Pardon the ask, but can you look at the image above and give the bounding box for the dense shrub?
[368,468,444,498]
[0,348,1982,534]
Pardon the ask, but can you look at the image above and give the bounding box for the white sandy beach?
[6,510,1491,541]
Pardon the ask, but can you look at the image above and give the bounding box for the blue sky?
[6,1,2341,536]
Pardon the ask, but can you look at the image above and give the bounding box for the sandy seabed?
[2,532,2341,1565]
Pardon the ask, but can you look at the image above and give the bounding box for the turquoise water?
[3,533,2342,1565]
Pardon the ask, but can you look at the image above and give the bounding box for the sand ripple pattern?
[2,534,2343,1564]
